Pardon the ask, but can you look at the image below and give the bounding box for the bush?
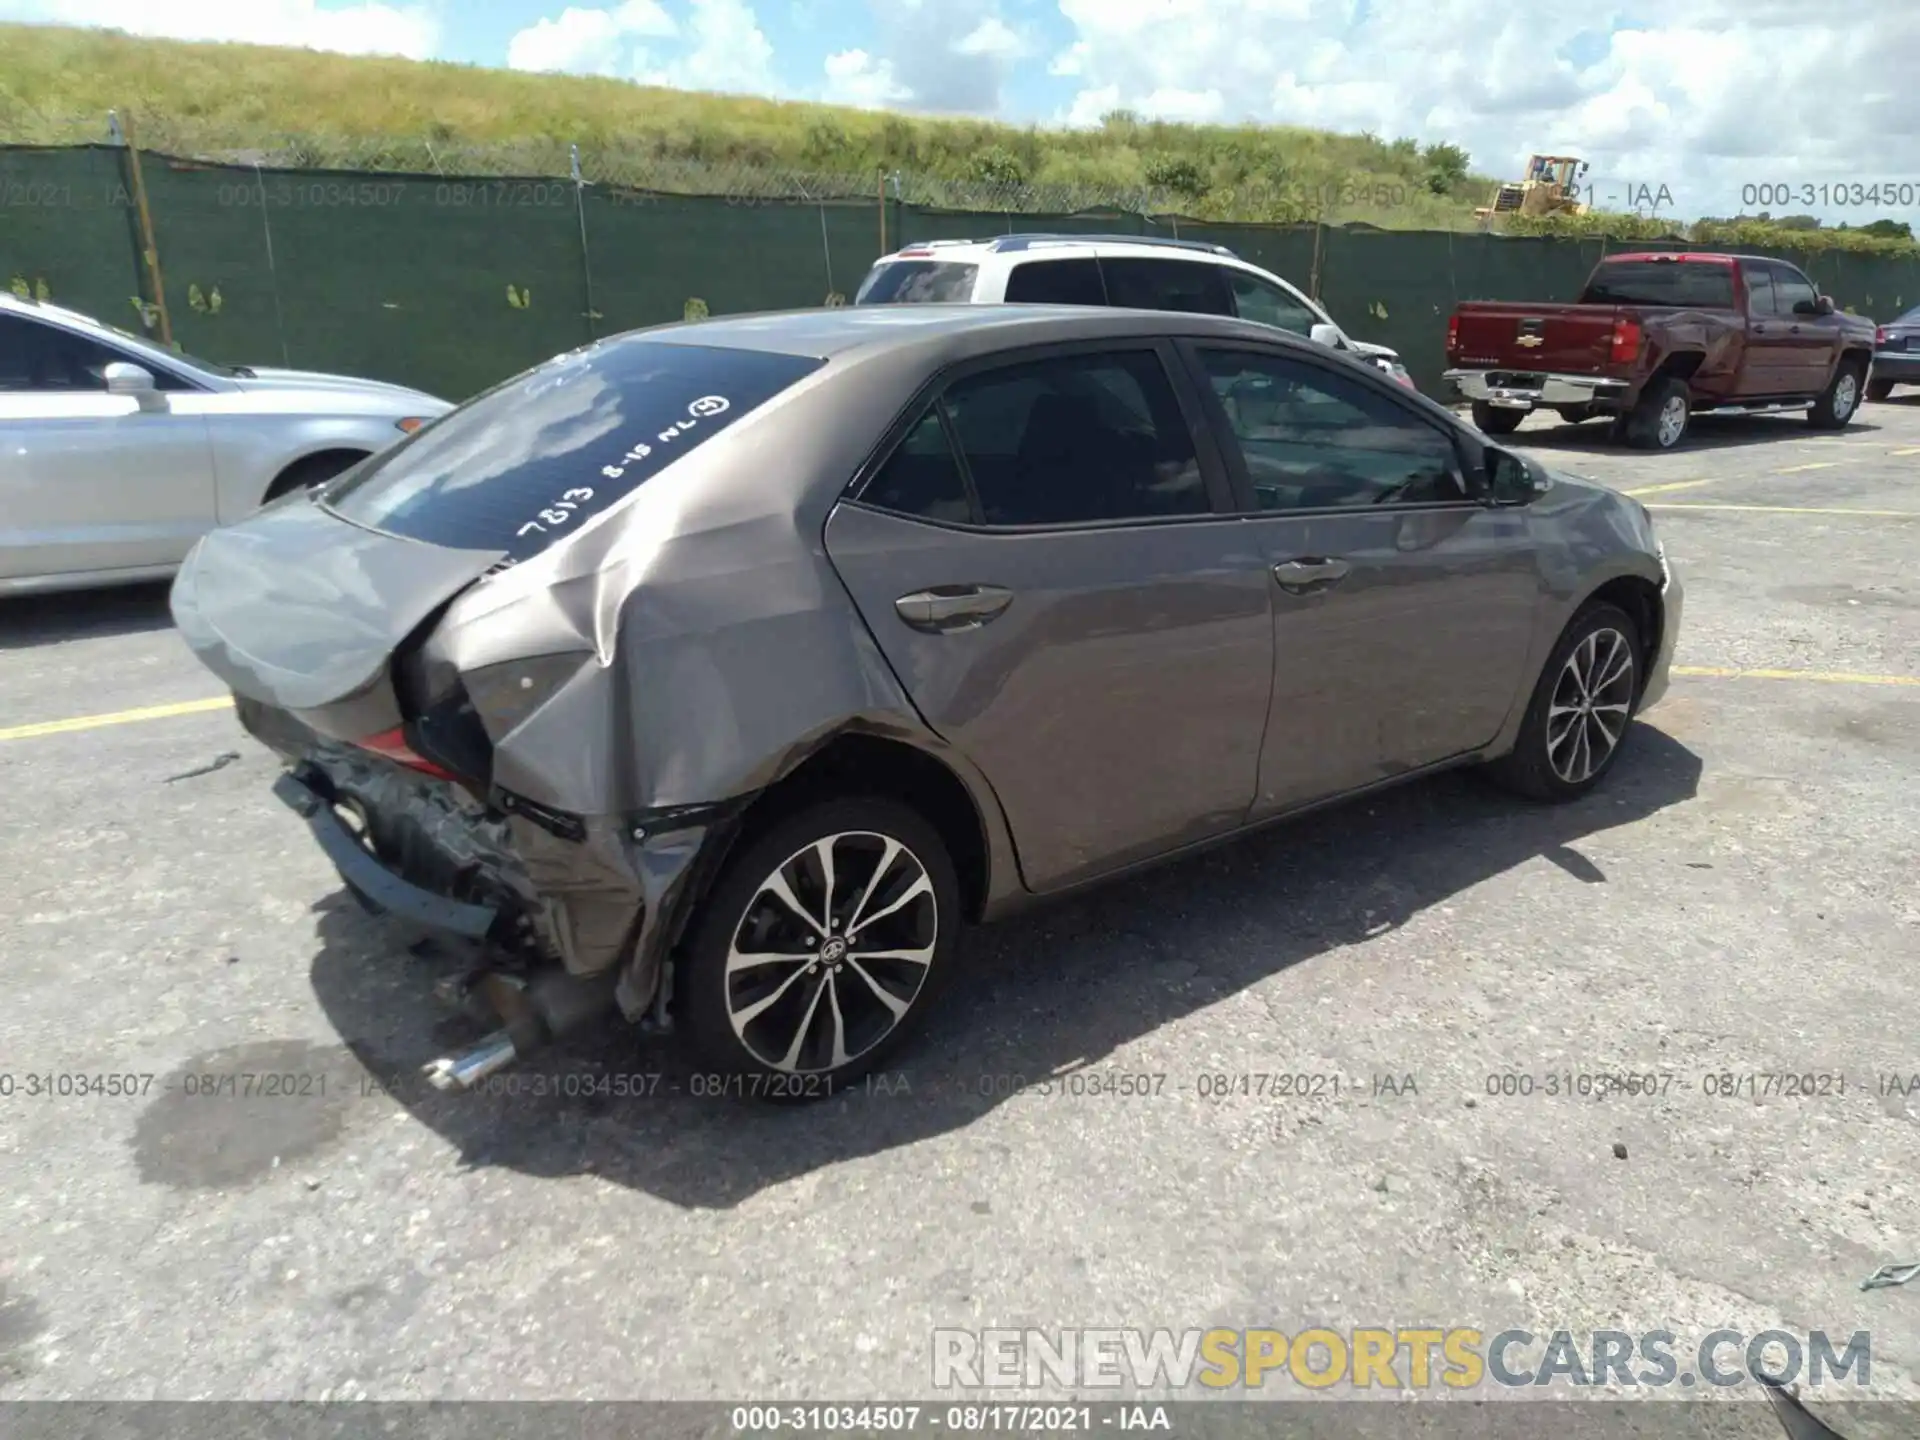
[966,146,1027,187]
[1144,155,1208,197]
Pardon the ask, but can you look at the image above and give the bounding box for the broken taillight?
[356,726,453,780]
[1610,315,1642,364]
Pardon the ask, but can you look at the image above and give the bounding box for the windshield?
[322,338,823,563]
[855,261,980,304]
[1578,260,1735,308]
[1894,304,1920,325]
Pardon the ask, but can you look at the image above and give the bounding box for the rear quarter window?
[321,339,824,564]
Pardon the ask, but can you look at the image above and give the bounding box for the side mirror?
[1308,322,1344,348]
[1816,293,1835,316]
[103,361,157,396]
[1481,445,1538,505]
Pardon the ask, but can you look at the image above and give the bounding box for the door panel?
[825,503,1275,890]
[1767,264,1833,393]
[1244,507,1540,814]
[0,394,216,581]
[1738,264,1793,397]
[1178,341,1543,815]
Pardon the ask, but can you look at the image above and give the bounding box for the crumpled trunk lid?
[169,492,503,741]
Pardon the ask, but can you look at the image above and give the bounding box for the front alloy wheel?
[1484,601,1643,802]
[1545,627,1636,785]
[678,797,960,1096]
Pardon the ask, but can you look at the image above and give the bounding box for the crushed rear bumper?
[273,768,500,940]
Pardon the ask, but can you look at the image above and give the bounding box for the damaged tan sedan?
[171,304,1680,1099]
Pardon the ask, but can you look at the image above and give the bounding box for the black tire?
[262,450,367,504]
[1483,602,1643,803]
[1554,405,1599,426]
[1621,376,1690,450]
[1866,377,1895,404]
[1809,357,1866,429]
[676,796,961,1101]
[1471,401,1525,435]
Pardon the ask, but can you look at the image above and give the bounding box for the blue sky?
[7,2,1917,222]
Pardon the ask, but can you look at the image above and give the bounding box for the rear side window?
[1100,258,1234,316]
[1003,258,1107,305]
[323,339,824,563]
[1743,265,1776,315]
[938,350,1209,526]
[1577,260,1735,308]
[855,261,980,304]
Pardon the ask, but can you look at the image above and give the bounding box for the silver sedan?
[0,292,450,596]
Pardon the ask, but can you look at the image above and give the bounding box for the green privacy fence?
[6,143,1919,400]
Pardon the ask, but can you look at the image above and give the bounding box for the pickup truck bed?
[1443,252,1879,450]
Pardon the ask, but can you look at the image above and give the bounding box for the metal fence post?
[108,110,173,346]
[571,144,599,343]
[253,162,292,367]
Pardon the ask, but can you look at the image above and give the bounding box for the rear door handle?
[894,584,1014,632]
[1272,558,1351,594]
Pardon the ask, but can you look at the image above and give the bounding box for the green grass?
[4,21,1918,255]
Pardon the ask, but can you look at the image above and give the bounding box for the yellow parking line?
[1775,461,1840,473]
[0,695,233,743]
[1675,666,1920,687]
[1648,503,1920,517]
[1624,478,1714,497]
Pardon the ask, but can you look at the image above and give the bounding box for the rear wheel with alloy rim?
[677,797,960,1098]
[1622,376,1690,450]
[1484,602,1642,802]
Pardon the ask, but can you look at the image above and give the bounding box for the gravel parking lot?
[2,398,1917,1426]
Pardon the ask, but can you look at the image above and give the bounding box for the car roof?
[0,291,109,330]
[636,302,1315,362]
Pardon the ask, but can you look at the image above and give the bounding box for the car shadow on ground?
[1509,414,1886,456]
[304,725,1703,1209]
[0,581,175,650]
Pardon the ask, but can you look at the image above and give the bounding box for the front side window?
[854,261,980,305]
[0,314,189,392]
[1195,347,1468,510]
[1769,263,1820,315]
[324,339,824,562]
[939,350,1209,526]
[1228,272,1321,336]
[1003,258,1106,306]
[1098,258,1234,316]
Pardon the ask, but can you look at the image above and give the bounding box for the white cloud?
[1049,0,1920,221]
[6,0,440,57]
[506,1,675,76]
[637,0,781,95]
[823,48,910,108]
[954,16,1023,62]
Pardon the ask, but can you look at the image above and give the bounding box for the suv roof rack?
[989,233,1238,258]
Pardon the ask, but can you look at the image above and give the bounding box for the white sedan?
[1,291,451,597]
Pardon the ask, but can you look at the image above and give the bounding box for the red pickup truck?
[1443,252,1879,450]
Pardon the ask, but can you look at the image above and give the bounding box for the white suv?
[853,233,1416,390]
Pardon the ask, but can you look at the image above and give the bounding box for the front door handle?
[1271,558,1350,594]
[894,584,1014,632]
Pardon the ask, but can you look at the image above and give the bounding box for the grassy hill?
[4,22,1918,254]
[1,21,1489,226]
